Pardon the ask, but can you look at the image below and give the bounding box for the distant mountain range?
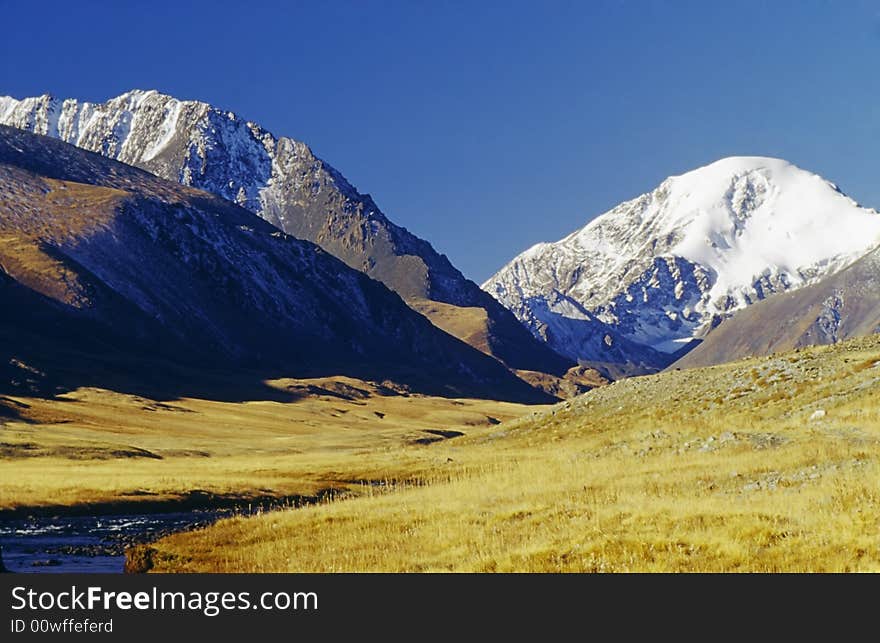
[483,156,880,375]
[0,91,574,388]
[4,91,880,384]
[0,125,551,403]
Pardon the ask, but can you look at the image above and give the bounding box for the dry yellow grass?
[0,376,530,511]
[143,335,880,572]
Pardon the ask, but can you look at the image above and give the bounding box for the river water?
[0,511,229,573]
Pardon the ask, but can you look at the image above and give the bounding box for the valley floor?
[0,377,529,513]
[5,335,880,572]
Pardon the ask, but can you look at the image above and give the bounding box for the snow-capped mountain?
[0,125,550,403]
[483,156,880,373]
[0,90,572,378]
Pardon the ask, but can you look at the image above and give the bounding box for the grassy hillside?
[141,335,880,572]
[408,298,493,356]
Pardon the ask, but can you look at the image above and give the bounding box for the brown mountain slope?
[674,245,880,369]
[408,298,608,396]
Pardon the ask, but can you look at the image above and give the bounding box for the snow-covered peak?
[567,155,877,298]
[483,156,880,371]
[670,154,794,177]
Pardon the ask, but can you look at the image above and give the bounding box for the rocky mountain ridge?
[0,90,573,380]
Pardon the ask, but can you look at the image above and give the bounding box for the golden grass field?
[0,376,529,512]
[4,334,880,572]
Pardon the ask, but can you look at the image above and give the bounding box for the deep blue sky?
[2,1,879,283]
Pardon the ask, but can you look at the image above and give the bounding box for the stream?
[0,509,235,573]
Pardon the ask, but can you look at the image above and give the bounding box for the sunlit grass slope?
[146,336,880,572]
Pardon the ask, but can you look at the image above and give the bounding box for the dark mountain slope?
[0,125,552,403]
